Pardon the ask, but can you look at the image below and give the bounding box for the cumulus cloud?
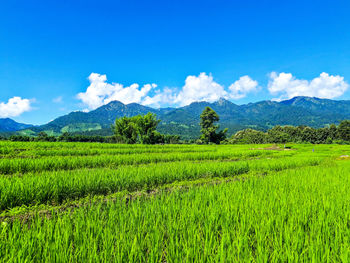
[142,88,176,108]
[0,97,32,118]
[77,73,159,110]
[228,75,259,99]
[77,72,259,110]
[174,73,228,106]
[268,72,349,100]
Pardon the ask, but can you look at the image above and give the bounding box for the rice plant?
[0,141,349,262]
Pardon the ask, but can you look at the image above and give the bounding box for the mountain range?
[0,118,33,133]
[4,96,350,139]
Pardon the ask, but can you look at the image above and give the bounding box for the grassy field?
[0,141,349,262]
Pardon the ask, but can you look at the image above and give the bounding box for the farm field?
[0,141,349,262]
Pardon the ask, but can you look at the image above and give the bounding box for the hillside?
[14,96,350,139]
[0,118,33,132]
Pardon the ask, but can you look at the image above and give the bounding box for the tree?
[300,127,317,144]
[230,129,267,144]
[114,113,162,144]
[338,120,350,141]
[137,113,162,144]
[266,126,291,143]
[34,131,56,142]
[114,116,139,144]
[199,107,227,144]
[328,124,338,140]
[58,132,72,142]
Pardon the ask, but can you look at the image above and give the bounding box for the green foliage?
[0,142,349,261]
[230,129,267,144]
[229,121,350,144]
[34,132,56,142]
[137,113,162,144]
[338,120,350,141]
[60,123,102,133]
[114,113,162,144]
[9,135,32,142]
[5,96,349,139]
[5,119,350,145]
[114,116,139,144]
[200,107,227,144]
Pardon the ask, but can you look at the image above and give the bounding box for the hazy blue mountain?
[13,96,350,138]
[0,118,33,132]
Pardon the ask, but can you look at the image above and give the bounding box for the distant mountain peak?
[0,118,33,132]
[101,100,125,108]
[281,96,323,105]
[5,97,349,138]
[216,97,233,106]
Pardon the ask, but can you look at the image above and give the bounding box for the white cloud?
[0,97,32,118]
[268,72,349,100]
[77,73,159,110]
[142,88,176,108]
[77,72,259,110]
[228,75,259,99]
[104,83,157,105]
[174,73,228,106]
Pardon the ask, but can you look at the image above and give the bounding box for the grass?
[0,142,349,262]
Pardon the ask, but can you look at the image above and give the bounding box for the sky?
[1,0,350,125]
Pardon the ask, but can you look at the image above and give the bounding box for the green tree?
[58,132,72,142]
[114,113,162,144]
[266,126,290,143]
[338,120,350,141]
[114,116,139,144]
[328,124,338,140]
[137,113,162,144]
[230,129,267,144]
[199,107,227,144]
[35,132,56,142]
[300,127,317,144]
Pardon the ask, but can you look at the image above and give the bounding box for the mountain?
[15,96,350,139]
[0,118,33,132]
[23,101,159,136]
[280,96,350,116]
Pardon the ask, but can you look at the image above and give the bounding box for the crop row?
[0,157,322,211]
[0,141,255,151]
[4,146,219,158]
[0,142,261,158]
[1,162,348,262]
[0,150,275,175]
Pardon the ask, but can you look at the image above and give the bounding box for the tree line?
[228,121,350,144]
[1,107,349,144]
[111,107,350,145]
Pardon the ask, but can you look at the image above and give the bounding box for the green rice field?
[0,141,349,262]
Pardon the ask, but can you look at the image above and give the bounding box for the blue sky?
[1,0,350,124]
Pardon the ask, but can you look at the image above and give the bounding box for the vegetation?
[337,120,350,141]
[0,141,349,261]
[229,120,350,144]
[114,113,164,144]
[3,117,350,146]
[1,98,350,261]
[199,107,227,144]
[6,96,350,138]
[1,100,350,146]
[4,120,350,146]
